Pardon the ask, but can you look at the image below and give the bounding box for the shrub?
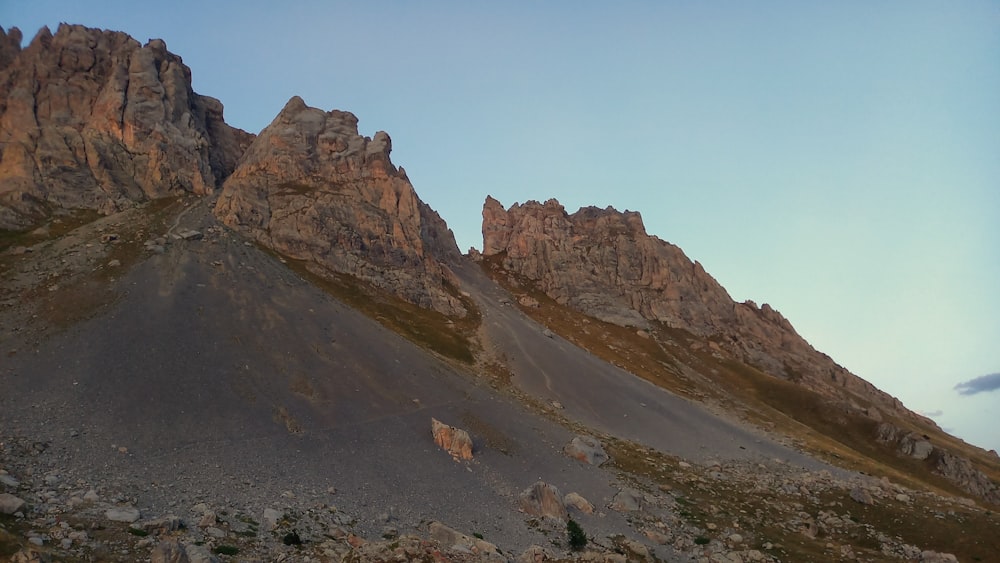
[567,519,587,550]
[213,545,239,556]
[282,530,302,546]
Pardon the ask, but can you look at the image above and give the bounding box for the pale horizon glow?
[3,1,998,452]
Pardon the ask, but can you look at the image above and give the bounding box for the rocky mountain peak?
[214,97,464,316]
[0,24,252,229]
[481,196,909,413]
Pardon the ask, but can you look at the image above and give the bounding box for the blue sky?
[3,1,999,452]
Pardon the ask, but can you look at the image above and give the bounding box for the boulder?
[518,481,567,521]
[183,544,219,563]
[150,540,190,563]
[431,418,474,460]
[106,505,141,522]
[262,507,283,531]
[0,492,26,514]
[428,521,501,557]
[849,487,874,506]
[610,489,642,512]
[563,492,594,514]
[563,435,609,466]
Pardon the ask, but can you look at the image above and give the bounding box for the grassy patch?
[281,258,480,364]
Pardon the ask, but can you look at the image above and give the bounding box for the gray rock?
[849,487,874,505]
[184,543,219,563]
[920,551,958,562]
[563,492,594,515]
[0,492,26,515]
[518,481,567,521]
[106,505,141,523]
[0,474,20,488]
[610,489,642,512]
[151,540,190,563]
[262,507,283,531]
[563,435,609,466]
[143,516,183,534]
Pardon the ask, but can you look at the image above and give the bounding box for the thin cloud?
[920,409,944,418]
[954,373,1000,396]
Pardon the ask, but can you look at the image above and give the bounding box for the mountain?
[0,24,251,230]
[214,96,465,317]
[480,196,903,412]
[1,23,998,562]
[479,196,1000,506]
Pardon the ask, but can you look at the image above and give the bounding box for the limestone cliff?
[481,196,903,410]
[214,97,464,316]
[0,24,252,229]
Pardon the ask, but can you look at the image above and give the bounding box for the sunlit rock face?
[214,97,465,316]
[481,195,906,409]
[0,24,252,229]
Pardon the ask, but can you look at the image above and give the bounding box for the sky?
[3,1,998,452]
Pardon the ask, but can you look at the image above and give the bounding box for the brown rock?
[431,417,473,460]
[563,492,594,514]
[428,521,500,556]
[481,196,921,425]
[214,97,464,316]
[518,481,567,521]
[0,24,252,229]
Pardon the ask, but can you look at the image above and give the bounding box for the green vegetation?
[282,530,303,545]
[282,258,480,364]
[566,519,587,550]
[213,545,239,556]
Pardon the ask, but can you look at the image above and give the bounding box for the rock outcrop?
[214,97,464,316]
[0,24,252,230]
[431,418,474,460]
[518,481,567,521]
[563,435,609,466]
[877,422,1000,504]
[481,196,905,407]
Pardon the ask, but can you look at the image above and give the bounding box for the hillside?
[2,23,998,563]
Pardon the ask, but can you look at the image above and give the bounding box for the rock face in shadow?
[481,196,903,407]
[0,24,252,229]
[214,96,464,316]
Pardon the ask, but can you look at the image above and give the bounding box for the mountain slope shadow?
[0,204,647,551]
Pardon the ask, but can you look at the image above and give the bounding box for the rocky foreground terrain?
[2,23,999,562]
